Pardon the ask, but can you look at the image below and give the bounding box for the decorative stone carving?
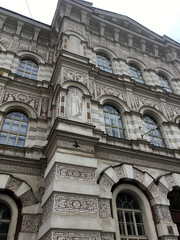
[52,231,100,240]
[99,199,111,217]
[40,98,49,117]
[148,183,167,199]
[96,84,127,103]
[101,233,114,240]
[54,193,98,215]
[166,105,180,121]
[133,168,144,183]
[64,68,88,86]
[113,166,126,179]
[21,214,42,232]
[3,90,39,112]
[66,87,83,118]
[153,205,172,223]
[6,177,22,192]
[166,175,176,189]
[66,22,85,37]
[0,162,41,175]
[134,95,162,111]
[20,190,36,206]
[3,90,49,116]
[99,175,114,191]
[56,163,95,182]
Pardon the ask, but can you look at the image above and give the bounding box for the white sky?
[0,0,180,43]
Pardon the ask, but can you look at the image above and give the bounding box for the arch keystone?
[122,164,133,179]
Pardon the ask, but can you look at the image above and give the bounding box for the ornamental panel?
[54,193,98,215]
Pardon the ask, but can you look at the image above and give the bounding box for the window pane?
[2,119,11,131]
[0,133,8,144]
[8,134,16,146]
[117,211,125,235]
[17,136,25,147]
[112,128,119,137]
[11,120,20,133]
[19,122,28,134]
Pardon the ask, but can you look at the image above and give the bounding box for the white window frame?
[0,194,18,240]
[112,184,158,240]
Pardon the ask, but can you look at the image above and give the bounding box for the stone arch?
[155,67,175,79]
[94,45,118,59]
[62,80,91,96]
[64,30,87,42]
[139,105,168,123]
[16,50,45,64]
[0,101,37,119]
[98,164,180,239]
[126,57,148,70]
[98,95,130,113]
[0,174,36,207]
[98,163,170,202]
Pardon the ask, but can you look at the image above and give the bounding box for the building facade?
[0,0,180,240]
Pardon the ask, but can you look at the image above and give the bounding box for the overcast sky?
[0,0,180,43]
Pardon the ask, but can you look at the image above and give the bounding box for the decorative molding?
[153,205,172,224]
[99,175,114,191]
[52,231,100,240]
[20,190,37,206]
[99,199,111,217]
[56,163,96,182]
[54,193,98,215]
[0,163,42,176]
[101,233,114,240]
[21,214,42,232]
[63,68,88,87]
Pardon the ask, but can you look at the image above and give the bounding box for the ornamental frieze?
[52,231,101,240]
[2,90,49,117]
[63,68,88,86]
[56,163,96,182]
[134,95,162,112]
[96,83,127,103]
[54,193,98,215]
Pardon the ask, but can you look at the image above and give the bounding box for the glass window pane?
[17,136,25,147]
[8,134,16,146]
[2,119,11,131]
[19,122,28,134]
[112,128,119,137]
[11,120,20,133]
[0,133,8,144]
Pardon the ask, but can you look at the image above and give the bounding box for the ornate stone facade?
[0,1,180,240]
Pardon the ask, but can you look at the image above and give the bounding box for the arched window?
[129,64,144,83]
[0,112,29,147]
[17,59,38,80]
[158,73,172,93]
[144,115,165,147]
[96,53,112,73]
[103,105,125,139]
[113,185,158,240]
[116,192,147,239]
[0,202,11,240]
